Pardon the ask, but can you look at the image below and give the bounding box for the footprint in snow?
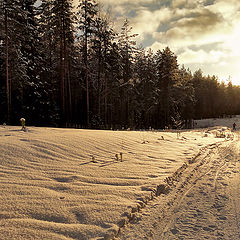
[186,192,194,197]
[170,228,179,235]
[202,226,213,232]
[218,215,227,220]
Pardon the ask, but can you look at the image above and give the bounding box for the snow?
[194,115,240,129]
[0,123,238,239]
[118,138,240,240]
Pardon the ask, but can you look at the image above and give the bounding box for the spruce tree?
[117,19,138,128]
[0,0,29,124]
[77,0,98,127]
[38,0,75,126]
[155,47,179,128]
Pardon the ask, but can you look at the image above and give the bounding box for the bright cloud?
[146,41,169,52]
[178,48,226,64]
[131,7,171,36]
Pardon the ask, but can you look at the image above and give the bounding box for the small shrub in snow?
[158,136,164,140]
[119,152,123,161]
[20,118,26,130]
[177,131,181,138]
[91,156,97,163]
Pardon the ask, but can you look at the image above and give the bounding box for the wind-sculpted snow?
[0,126,230,239]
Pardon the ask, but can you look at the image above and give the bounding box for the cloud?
[208,0,240,18]
[178,48,226,64]
[171,0,199,9]
[130,7,172,36]
[175,9,222,30]
[152,7,235,50]
[146,41,169,52]
[101,0,154,5]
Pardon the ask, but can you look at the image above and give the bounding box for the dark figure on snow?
[233,122,236,131]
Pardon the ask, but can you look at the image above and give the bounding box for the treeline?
[0,0,240,129]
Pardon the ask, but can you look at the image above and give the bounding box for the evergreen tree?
[155,47,179,128]
[175,65,195,128]
[77,0,98,127]
[134,48,156,128]
[38,0,75,126]
[117,19,138,128]
[226,80,235,115]
[36,0,61,125]
[192,69,205,119]
[0,0,28,124]
[104,42,122,128]
[217,81,227,117]
[91,8,116,127]
[18,0,46,125]
[52,0,75,125]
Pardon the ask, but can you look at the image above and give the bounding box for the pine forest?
[1,0,240,129]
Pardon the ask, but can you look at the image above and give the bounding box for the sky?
[86,0,240,85]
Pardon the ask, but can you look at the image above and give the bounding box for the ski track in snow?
[118,136,240,240]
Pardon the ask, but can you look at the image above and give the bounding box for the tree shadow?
[79,161,93,166]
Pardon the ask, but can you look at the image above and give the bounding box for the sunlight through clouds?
[73,0,240,84]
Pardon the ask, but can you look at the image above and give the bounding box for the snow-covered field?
[0,123,238,239]
[195,115,240,129]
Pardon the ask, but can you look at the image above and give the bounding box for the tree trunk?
[60,37,65,125]
[5,9,10,124]
[104,73,108,126]
[84,0,90,127]
[67,63,72,123]
[97,46,101,119]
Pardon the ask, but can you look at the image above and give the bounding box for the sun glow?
[216,22,240,86]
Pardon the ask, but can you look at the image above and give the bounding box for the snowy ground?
[117,138,240,240]
[0,124,237,239]
[194,115,240,129]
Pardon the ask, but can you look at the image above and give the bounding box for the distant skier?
[233,122,236,131]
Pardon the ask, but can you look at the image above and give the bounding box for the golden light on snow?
[0,120,236,239]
